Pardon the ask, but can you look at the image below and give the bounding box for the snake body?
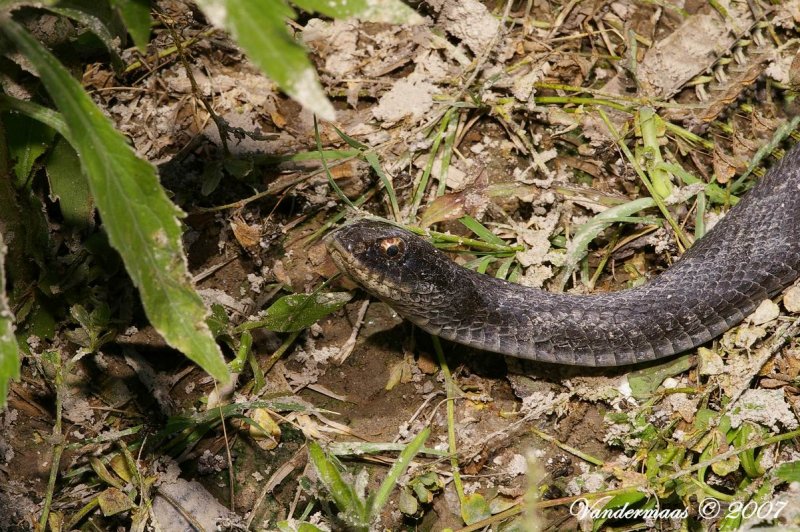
[327,143,800,366]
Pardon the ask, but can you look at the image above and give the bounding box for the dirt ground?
[3,0,800,530]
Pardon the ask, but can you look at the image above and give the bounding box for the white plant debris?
[302,19,361,78]
[784,285,800,313]
[437,0,500,56]
[728,389,799,432]
[748,299,781,326]
[373,73,438,124]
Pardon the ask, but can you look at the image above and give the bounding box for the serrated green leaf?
[0,233,20,409]
[3,111,56,187]
[46,136,94,227]
[262,292,352,333]
[293,0,422,23]
[195,0,335,120]
[110,0,151,52]
[2,18,229,382]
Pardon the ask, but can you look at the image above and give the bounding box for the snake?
[326,142,800,366]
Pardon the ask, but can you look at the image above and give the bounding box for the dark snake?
[326,143,800,366]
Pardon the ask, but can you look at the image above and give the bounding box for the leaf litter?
[5,0,800,530]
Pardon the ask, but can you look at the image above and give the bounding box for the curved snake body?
[327,144,800,366]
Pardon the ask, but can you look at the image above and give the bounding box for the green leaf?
[495,256,515,279]
[627,354,692,398]
[293,0,421,22]
[276,520,326,532]
[0,233,20,409]
[3,111,56,187]
[461,493,492,525]
[592,490,647,531]
[774,460,800,483]
[296,523,326,532]
[206,303,229,338]
[45,5,125,71]
[194,0,335,120]
[368,428,430,518]
[110,0,152,52]
[308,441,368,525]
[260,292,352,333]
[2,18,229,382]
[0,95,70,140]
[46,136,94,227]
[555,197,657,289]
[16,292,57,343]
[398,488,418,515]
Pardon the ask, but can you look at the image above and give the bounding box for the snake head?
[326,219,452,310]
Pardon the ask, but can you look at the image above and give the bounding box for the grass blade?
[308,441,368,527]
[368,427,430,519]
[458,215,505,246]
[364,152,400,221]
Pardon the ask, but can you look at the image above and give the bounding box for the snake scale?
[327,143,800,366]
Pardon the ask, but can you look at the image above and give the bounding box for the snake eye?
[379,237,405,259]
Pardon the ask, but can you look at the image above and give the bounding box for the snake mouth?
[326,240,353,274]
[324,228,357,271]
[326,222,398,297]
